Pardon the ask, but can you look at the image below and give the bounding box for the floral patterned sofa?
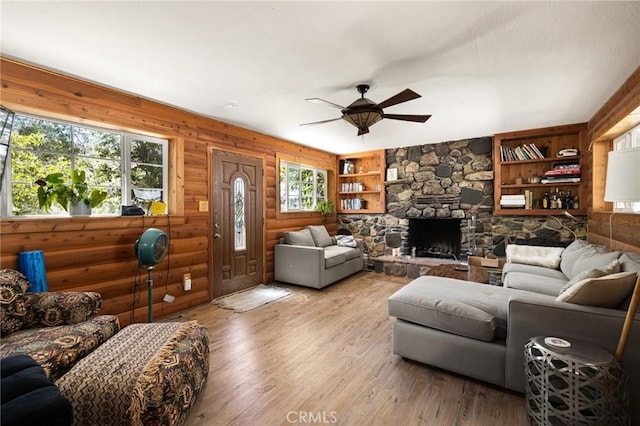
[0,269,120,381]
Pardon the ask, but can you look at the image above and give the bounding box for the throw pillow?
[0,269,34,335]
[558,260,621,294]
[306,225,333,248]
[556,271,637,307]
[506,245,564,269]
[283,229,315,247]
[336,235,357,248]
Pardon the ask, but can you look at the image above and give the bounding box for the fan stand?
[146,266,155,323]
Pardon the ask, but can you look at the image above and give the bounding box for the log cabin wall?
[587,65,640,252]
[0,58,337,326]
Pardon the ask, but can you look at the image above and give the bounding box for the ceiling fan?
[301,84,431,136]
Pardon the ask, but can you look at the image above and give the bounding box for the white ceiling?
[2,1,639,154]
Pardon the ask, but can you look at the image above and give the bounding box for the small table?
[425,263,502,285]
[524,336,628,425]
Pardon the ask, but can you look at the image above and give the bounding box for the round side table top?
[529,336,615,365]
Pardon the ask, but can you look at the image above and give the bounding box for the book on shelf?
[544,168,581,176]
[552,163,580,169]
[500,143,545,162]
[524,190,534,209]
[528,143,545,158]
[341,198,366,210]
[500,194,525,207]
[541,177,581,184]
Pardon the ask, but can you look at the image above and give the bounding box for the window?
[612,123,640,213]
[279,161,327,212]
[234,177,246,251]
[1,113,168,217]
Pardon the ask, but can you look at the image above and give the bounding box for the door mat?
[212,284,292,313]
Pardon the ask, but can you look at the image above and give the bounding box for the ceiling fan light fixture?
[303,84,430,137]
[342,110,383,130]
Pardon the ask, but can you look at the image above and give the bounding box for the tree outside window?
[2,114,167,217]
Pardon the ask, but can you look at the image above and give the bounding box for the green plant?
[314,199,335,217]
[35,170,107,212]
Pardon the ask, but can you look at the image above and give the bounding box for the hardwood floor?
[179,272,527,426]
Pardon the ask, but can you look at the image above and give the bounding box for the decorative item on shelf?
[603,146,640,361]
[135,228,170,323]
[35,170,108,216]
[557,148,579,157]
[386,168,398,181]
[342,160,355,175]
[17,250,48,292]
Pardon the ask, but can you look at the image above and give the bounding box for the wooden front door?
[212,150,263,298]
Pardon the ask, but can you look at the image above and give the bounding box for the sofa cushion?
[556,271,637,307]
[559,239,621,279]
[571,251,622,280]
[0,315,120,381]
[323,245,361,268]
[502,263,568,281]
[283,229,315,247]
[502,272,568,296]
[558,260,621,294]
[620,252,640,273]
[306,225,333,248]
[387,276,555,341]
[506,245,564,269]
[323,246,346,268]
[560,239,595,277]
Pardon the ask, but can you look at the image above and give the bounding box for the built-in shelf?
[337,150,385,214]
[493,123,588,216]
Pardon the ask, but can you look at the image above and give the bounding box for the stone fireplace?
[408,218,461,259]
[337,136,587,260]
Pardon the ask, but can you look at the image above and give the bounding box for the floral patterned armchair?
[0,269,120,381]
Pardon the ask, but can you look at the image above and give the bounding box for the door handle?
[214,233,221,239]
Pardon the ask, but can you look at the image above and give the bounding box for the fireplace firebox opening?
[408,218,462,259]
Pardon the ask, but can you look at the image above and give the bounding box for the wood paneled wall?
[0,58,337,326]
[587,66,640,252]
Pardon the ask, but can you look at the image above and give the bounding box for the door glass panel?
[234,177,246,251]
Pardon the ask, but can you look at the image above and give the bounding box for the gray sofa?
[388,239,640,421]
[274,225,364,289]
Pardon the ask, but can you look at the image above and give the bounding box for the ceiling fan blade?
[376,89,421,110]
[383,113,431,123]
[357,127,370,136]
[300,117,342,126]
[306,98,345,109]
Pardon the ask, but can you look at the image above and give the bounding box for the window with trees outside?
[279,161,327,212]
[1,113,168,217]
[613,122,640,213]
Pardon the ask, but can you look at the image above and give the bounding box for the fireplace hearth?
[408,218,462,260]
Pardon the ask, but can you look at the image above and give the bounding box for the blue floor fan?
[136,228,169,322]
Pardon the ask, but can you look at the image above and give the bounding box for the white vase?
[70,203,92,216]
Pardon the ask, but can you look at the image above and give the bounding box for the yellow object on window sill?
[148,201,167,215]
